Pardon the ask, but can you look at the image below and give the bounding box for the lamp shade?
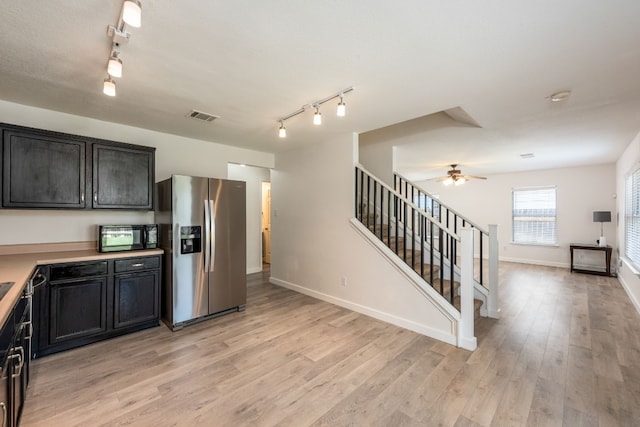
[593,211,611,222]
[123,0,142,28]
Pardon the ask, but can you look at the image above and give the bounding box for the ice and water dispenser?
[180,226,202,254]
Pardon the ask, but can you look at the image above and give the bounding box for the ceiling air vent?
[186,109,220,122]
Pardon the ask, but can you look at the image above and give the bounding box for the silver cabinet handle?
[81,192,85,202]
[23,321,33,340]
[33,274,47,289]
[9,346,23,378]
[131,263,144,267]
[94,192,98,203]
[0,402,6,427]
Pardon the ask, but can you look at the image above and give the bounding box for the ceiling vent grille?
[186,109,219,122]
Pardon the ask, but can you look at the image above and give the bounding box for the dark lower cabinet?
[49,277,108,344]
[0,282,32,427]
[114,270,159,329]
[33,255,161,358]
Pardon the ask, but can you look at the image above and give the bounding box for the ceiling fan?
[430,164,487,186]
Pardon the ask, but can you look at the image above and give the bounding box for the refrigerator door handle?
[204,200,211,271]
[209,199,215,272]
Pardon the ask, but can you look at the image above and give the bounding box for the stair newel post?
[459,227,478,351]
[488,224,501,319]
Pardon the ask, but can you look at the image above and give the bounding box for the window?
[512,186,557,245]
[625,168,640,266]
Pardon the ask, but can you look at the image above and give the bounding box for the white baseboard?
[499,256,569,269]
[618,274,640,315]
[269,276,457,347]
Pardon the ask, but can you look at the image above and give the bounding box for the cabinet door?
[0,313,13,427]
[92,144,154,210]
[2,129,86,208]
[0,360,9,427]
[49,278,108,344]
[113,271,159,329]
[11,321,28,427]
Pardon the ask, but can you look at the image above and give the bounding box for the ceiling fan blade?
[463,175,487,180]
[428,176,450,182]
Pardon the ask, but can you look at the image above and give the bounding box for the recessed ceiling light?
[549,90,571,102]
[520,153,535,159]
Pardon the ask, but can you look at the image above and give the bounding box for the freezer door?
[171,175,209,323]
[208,179,247,314]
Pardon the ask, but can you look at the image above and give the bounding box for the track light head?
[107,53,123,78]
[123,0,142,28]
[313,106,322,125]
[337,95,346,117]
[103,77,116,96]
[278,121,286,138]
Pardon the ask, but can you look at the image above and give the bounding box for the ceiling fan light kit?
[432,164,487,186]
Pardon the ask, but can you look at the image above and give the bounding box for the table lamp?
[593,211,611,247]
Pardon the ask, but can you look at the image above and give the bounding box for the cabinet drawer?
[50,261,108,282]
[114,256,160,273]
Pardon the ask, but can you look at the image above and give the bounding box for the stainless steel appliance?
[155,175,246,330]
[98,224,158,252]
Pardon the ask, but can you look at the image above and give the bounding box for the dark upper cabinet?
[92,144,154,210]
[0,123,155,210]
[2,128,86,209]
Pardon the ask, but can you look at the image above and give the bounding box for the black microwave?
[98,224,158,253]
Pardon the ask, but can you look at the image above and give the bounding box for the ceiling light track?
[277,86,354,138]
[102,0,143,97]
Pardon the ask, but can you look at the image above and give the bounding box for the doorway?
[262,182,271,265]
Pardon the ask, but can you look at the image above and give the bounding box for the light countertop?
[0,246,164,327]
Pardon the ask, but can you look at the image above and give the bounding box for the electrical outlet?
[341,276,347,286]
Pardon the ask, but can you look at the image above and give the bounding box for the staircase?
[354,164,500,350]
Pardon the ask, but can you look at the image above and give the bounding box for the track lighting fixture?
[123,0,142,28]
[101,0,142,96]
[276,86,354,138]
[336,95,346,117]
[313,106,322,125]
[103,77,116,96]
[107,50,123,78]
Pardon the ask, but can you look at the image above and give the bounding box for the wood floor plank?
[19,264,640,427]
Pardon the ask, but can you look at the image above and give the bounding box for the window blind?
[625,169,640,266]
[512,187,557,245]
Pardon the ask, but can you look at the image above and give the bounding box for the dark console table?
[569,243,613,277]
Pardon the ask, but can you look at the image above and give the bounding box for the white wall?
[416,164,617,268]
[358,139,395,187]
[228,164,270,274]
[270,132,456,344]
[616,130,640,313]
[0,100,274,245]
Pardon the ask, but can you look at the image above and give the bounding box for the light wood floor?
[21,263,640,426]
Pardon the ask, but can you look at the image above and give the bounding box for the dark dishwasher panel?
[49,261,108,281]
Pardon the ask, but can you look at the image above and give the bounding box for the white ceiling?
[1,1,639,179]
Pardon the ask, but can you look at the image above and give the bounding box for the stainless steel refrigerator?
[155,175,246,330]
